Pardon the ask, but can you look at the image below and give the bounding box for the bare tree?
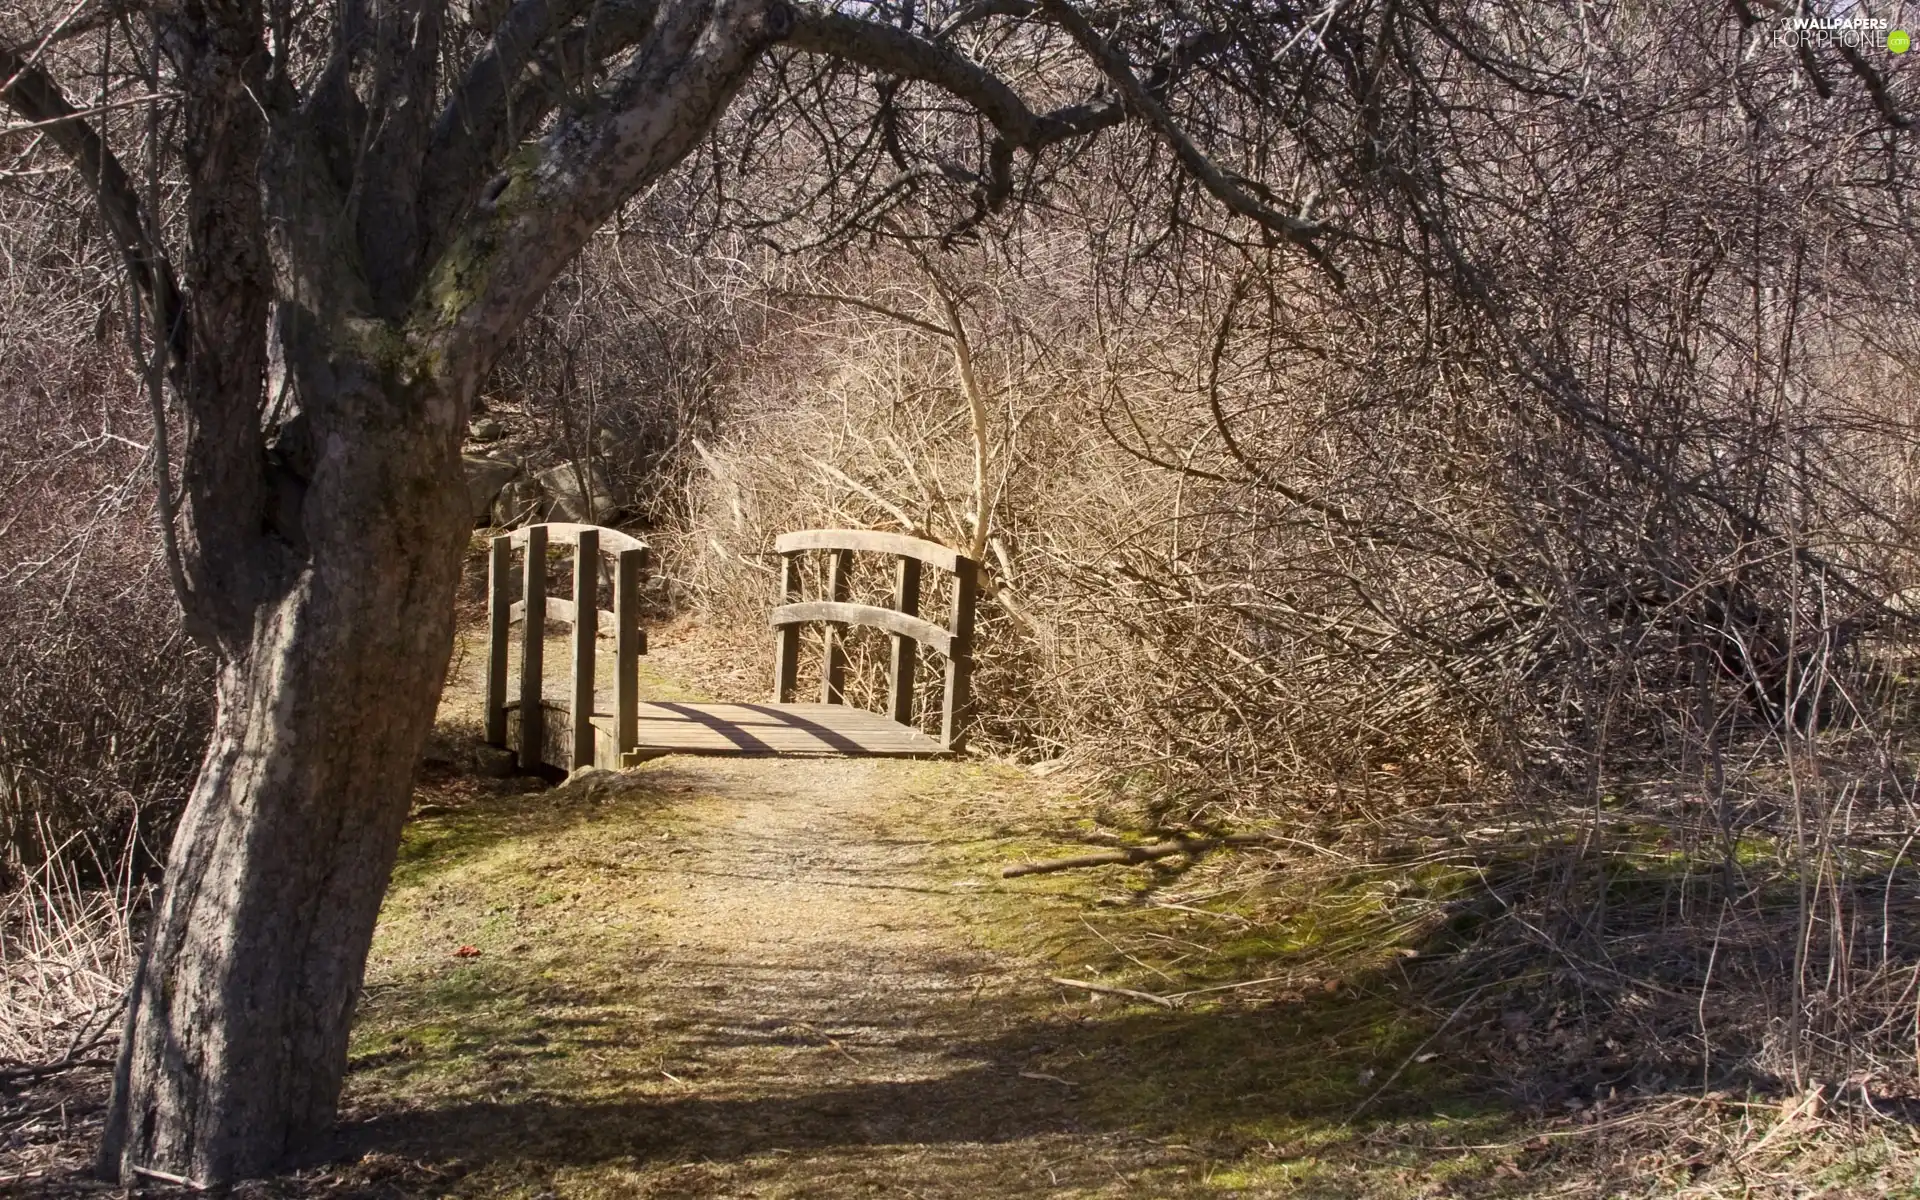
[0,0,1350,1184]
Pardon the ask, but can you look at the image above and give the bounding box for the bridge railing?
[770,530,978,750]
[486,522,649,771]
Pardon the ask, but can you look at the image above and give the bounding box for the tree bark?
[98,342,471,1183]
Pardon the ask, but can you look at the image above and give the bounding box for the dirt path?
[345,733,1215,1198]
[333,631,1514,1198]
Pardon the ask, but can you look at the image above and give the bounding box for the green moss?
[418,144,546,331]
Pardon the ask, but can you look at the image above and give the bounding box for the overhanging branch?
[1033,0,1342,280]
[783,8,1045,144]
[780,6,1126,214]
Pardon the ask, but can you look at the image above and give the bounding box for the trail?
[9,634,1840,1198]
[344,637,1193,1197]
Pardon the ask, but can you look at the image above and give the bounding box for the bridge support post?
[615,546,646,762]
[518,524,547,770]
[821,548,853,704]
[941,556,977,750]
[569,529,598,771]
[773,551,801,702]
[888,556,921,725]
[485,534,512,746]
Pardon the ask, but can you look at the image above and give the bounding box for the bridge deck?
[504,698,949,768]
[621,701,949,758]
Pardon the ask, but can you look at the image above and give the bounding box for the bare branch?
[0,39,184,363]
[1032,0,1341,281]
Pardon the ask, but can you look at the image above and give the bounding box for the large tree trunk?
[98,342,471,1183]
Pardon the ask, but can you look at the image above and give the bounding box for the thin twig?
[1049,976,1178,1008]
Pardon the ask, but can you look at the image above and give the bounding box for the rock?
[535,461,617,524]
[468,416,504,442]
[462,454,520,526]
[474,745,517,778]
[493,477,542,528]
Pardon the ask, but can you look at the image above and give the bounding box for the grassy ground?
[315,748,1918,1199]
[6,621,1920,1197]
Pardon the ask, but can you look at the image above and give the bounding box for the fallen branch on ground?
[0,1053,115,1083]
[1049,976,1178,1008]
[1001,834,1280,878]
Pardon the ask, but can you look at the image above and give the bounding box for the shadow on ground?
[302,737,1920,1198]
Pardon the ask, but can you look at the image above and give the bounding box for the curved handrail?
[770,601,955,659]
[508,521,649,557]
[770,527,978,749]
[773,529,967,574]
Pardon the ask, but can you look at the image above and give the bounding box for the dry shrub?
[483,207,792,532]
[0,181,213,884]
[0,844,137,1070]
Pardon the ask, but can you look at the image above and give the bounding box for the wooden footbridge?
[484,523,978,771]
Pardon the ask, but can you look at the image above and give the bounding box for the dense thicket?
[0,182,211,882]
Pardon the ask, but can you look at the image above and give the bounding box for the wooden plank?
[773,551,801,702]
[508,521,648,556]
[942,555,978,751]
[770,601,954,659]
[774,528,963,574]
[485,534,512,746]
[518,524,546,770]
[509,597,617,636]
[888,555,921,726]
[820,547,853,705]
[613,701,950,759]
[569,528,598,771]
[615,546,645,760]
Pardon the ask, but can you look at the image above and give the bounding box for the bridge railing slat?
[569,528,598,771]
[517,525,548,770]
[889,557,922,727]
[769,602,954,660]
[768,529,978,751]
[772,529,963,573]
[486,522,651,773]
[507,521,647,556]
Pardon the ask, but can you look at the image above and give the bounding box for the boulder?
[462,455,519,526]
[492,476,543,528]
[468,416,504,442]
[536,461,617,524]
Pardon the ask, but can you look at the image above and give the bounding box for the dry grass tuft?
[0,839,137,1076]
